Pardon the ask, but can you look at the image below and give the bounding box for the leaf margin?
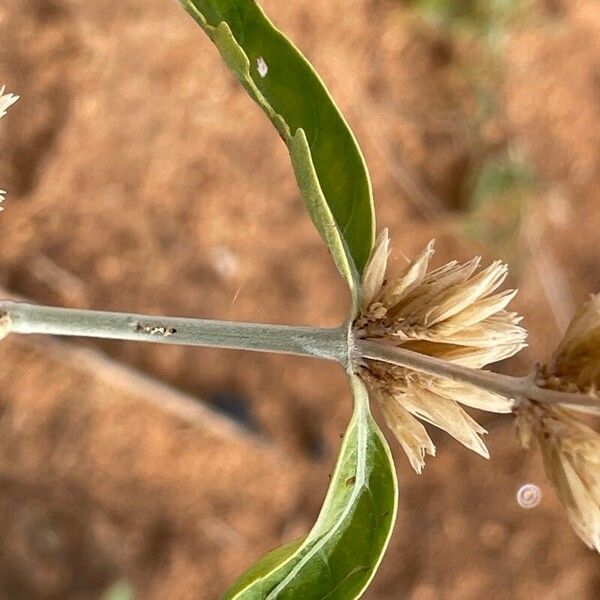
[177,0,375,308]
[220,374,398,600]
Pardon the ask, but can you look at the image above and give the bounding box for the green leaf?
[178,0,375,297]
[221,538,304,599]
[221,375,398,600]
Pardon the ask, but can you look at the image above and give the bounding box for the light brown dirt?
[0,0,599,598]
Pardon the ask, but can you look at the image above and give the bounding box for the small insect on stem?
[134,322,177,337]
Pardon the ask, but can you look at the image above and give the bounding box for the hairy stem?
[357,340,600,413]
[0,301,348,364]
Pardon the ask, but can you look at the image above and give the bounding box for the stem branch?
[2,301,598,413]
[0,301,348,364]
[357,340,600,413]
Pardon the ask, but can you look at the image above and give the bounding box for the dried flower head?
[543,294,600,395]
[356,230,527,472]
[515,294,600,551]
[0,86,18,212]
[0,312,11,340]
[0,86,18,120]
[515,403,600,551]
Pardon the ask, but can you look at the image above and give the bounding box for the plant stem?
[2,301,598,413]
[0,301,348,364]
[357,340,600,413]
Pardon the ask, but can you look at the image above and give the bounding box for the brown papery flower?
[356,230,527,473]
[0,86,18,210]
[545,293,600,395]
[517,294,600,552]
[0,86,19,119]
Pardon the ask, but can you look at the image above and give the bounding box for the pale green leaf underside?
[221,375,398,600]
[178,0,375,296]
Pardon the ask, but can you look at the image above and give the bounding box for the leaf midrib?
[265,402,370,597]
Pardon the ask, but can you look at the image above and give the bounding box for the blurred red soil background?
[0,0,599,598]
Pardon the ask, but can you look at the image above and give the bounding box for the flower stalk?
[0,300,348,364]
[357,340,600,414]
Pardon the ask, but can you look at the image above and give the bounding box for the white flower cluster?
[0,85,19,211]
[517,294,600,552]
[0,86,19,119]
[357,230,526,472]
